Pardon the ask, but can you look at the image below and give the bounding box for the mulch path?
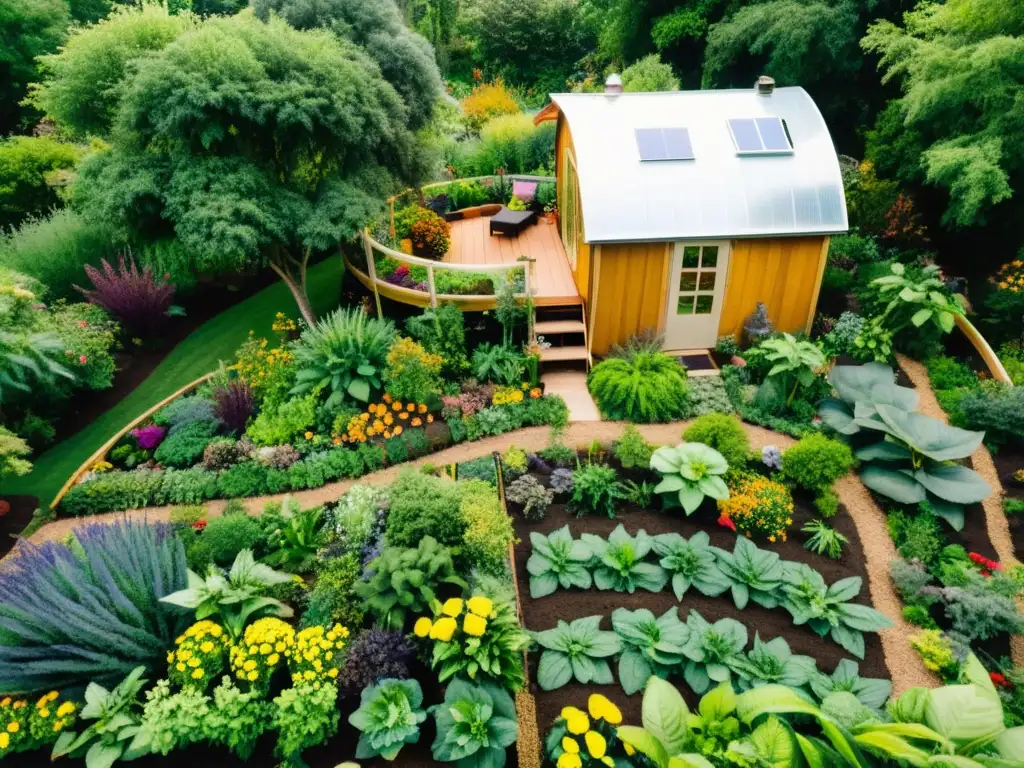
[511,489,887,733]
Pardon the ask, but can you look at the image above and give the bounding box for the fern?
[587,351,690,422]
[0,521,189,694]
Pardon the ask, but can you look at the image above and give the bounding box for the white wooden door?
[664,241,730,349]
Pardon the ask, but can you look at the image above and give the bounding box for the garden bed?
[992,446,1024,556]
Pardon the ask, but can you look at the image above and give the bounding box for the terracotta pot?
[730,355,747,367]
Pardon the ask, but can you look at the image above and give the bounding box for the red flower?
[192,519,207,531]
[991,672,1011,689]
[717,514,736,532]
[969,552,1003,573]
[78,354,88,364]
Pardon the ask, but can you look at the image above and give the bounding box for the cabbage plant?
[653,531,731,600]
[650,442,730,514]
[431,678,517,767]
[679,611,749,694]
[526,526,593,598]
[611,607,688,695]
[349,678,427,760]
[581,525,667,594]
[810,659,892,711]
[712,536,784,610]
[532,615,621,691]
[734,634,817,691]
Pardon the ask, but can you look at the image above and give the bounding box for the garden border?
[953,314,1014,385]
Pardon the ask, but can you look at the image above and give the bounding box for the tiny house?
[534,77,849,356]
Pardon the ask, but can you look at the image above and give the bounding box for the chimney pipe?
[604,73,623,95]
[755,75,775,96]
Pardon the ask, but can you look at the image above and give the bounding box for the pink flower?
[79,355,87,364]
[77,320,88,328]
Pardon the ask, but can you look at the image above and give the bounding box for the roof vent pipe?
[604,73,623,95]
[755,75,775,96]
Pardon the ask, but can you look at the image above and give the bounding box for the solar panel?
[728,119,762,152]
[635,127,694,161]
[755,117,791,151]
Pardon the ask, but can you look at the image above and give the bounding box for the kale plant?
[809,659,892,711]
[680,610,749,694]
[734,634,817,691]
[712,536,784,610]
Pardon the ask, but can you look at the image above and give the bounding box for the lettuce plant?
[532,615,622,691]
[712,536,784,610]
[611,607,688,695]
[431,678,518,767]
[650,442,730,514]
[809,659,892,711]
[733,634,816,691]
[780,563,893,658]
[653,531,731,600]
[526,526,593,598]
[580,525,668,594]
[679,611,749,695]
[348,678,427,760]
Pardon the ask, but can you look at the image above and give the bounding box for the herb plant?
[432,678,518,767]
[679,611,749,694]
[526,526,593,598]
[653,531,731,600]
[348,678,427,761]
[650,442,730,514]
[272,682,339,765]
[506,474,554,520]
[263,498,323,572]
[569,462,625,518]
[802,520,848,559]
[611,606,688,695]
[532,615,622,691]
[581,525,668,594]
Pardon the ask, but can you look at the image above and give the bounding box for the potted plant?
[543,202,558,225]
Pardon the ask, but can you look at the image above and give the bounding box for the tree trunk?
[269,259,316,326]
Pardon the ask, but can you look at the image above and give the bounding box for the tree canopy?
[621,53,680,91]
[0,0,70,134]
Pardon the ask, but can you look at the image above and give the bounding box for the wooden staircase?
[533,304,590,369]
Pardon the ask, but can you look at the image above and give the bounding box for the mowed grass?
[7,258,344,507]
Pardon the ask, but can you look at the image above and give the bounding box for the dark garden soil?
[0,496,38,558]
[509,467,887,735]
[991,445,1024,557]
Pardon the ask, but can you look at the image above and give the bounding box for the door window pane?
[683,246,700,268]
[679,271,697,292]
[677,296,695,315]
[698,272,716,291]
[701,246,718,267]
[695,295,714,314]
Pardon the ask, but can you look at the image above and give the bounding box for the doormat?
[678,352,716,372]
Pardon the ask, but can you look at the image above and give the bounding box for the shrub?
[338,629,416,697]
[59,468,166,515]
[0,426,32,480]
[612,424,654,469]
[0,136,81,230]
[457,455,497,485]
[246,395,316,447]
[0,521,188,693]
[587,351,690,422]
[199,514,262,566]
[621,53,680,91]
[44,301,119,392]
[814,488,841,518]
[460,479,514,573]
[291,308,397,407]
[474,113,554,176]
[202,438,245,471]
[216,461,269,499]
[718,472,794,542]
[154,419,219,468]
[781,433,856,492]
[958,383,1024,447]
[213,380,254,434]
[682,413,749,468]
[823,312,865,358]
[570,463,624,518]
[894,508,945,566]
[302,553,364,630]
[888,558,934,604]
[158,467,219,505]
[926,356,979,392]
[385,470,466,548]
[405,303,470,379]
[409,211,451,259]
[506,474,553,520]
[461,79,519,132]
[75,254,177,337]
[256,444,300,470]
[393,204,437,240]
[384,337,443,401]
[233,334,295,407]
[538,442,576,467]
[154,396,219,435]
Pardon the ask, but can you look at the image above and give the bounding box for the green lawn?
[8,258,344,507]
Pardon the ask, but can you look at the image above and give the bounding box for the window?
[677,245,719,315]
[560,150,579,269]
[727,117,793,154]
[635,127,695,161]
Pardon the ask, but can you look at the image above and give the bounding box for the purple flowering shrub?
[76,254,176,337]
[213,379,255,434]
[132,423,166,450]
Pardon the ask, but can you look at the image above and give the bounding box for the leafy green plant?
[682,413,750,468]
[679,610,748,694]
[160,549,294,640]
[712,536,785,610]
[263,497,323,573]
[569,462,626,518]
[431,678,518,767]
[153,419,219,468]
[802,520,849,559]
[526,525,593,598]
[272,682,339,765]
[291,307,397,406]
[780,563,893,658]
[202,678,273,760]
[200,513,262,566]
[587,351,690,422]
[781,433,856,493]
[354,536,467,631]
[506,474,553,520]
[652,531,731,600]
[820,363,990,529]
[759,333,827,408]
[810,659,892,711]
[734,634,817,691]
[385,470,466,548]
[460,479,516,575]
[471,342,525,385]
[348,678,427,761]
[621,478,656,507]
[611,606,688,695]
[532,615,622,691]
[650,442,730,514]
[612,424,655,469]
[580,525,668,594]
[871,262,962,336]
[245,395,317,447]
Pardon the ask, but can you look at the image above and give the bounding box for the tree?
[621,54,680,91]
[74,14,424,324]
[862,0,1024,227]
[0,0,70,134]
[28,4,196,139]
[251,0,442,129]
[0,136,82,230]
[0,426,32,484]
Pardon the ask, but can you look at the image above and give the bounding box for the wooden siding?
[718,236,829,338]
[590,242,671,355]
[557,116,592,301]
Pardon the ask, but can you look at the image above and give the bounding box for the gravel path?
[897,355,1024,666]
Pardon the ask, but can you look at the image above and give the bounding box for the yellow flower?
[561,737,580,754]
[414,617,433,638]
[560,706,585,720]
[557,754,583,768]
[56,703,75,718]
[260,643,273,655]
[467,596,493,617]
[441,598,464,617]
[200,641,214,653]
[585,730,607,759]
[167,652,174,663]
[176,663,186,673]
[39,708,50,718]
[464,613,487,637]
[303,670,315,681]
[0,733,8,749]
[0,698,9,708]
[393,401,403,411]
[244,660,257,672]
[429,617,457,642]
[247,671,259,682]
[588,693,622,724]
[566,712,590,735]
[304,431,314,440]
[7,722,18,733]
[192,668,205,680]
[407,402,416,411]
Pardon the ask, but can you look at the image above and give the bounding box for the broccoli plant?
[580,525,668,594]
[532,615,622,691]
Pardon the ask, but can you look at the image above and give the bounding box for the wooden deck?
[445,215,581,305]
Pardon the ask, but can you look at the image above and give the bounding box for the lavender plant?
[0,521,189,694]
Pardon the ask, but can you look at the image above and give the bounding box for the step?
[534,319,586,335]
[540,345,590,362]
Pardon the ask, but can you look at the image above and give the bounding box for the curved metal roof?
[551,87,849,244]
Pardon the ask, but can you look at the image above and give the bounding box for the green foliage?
[263,499,323,573]
[301,552,364,630]
[460,478,515,574]
[526,525,593,598]
[200,679,272,761]
[471,342,525,385]
[246,395,317,447]
[611,606,688,695]
[926,356,980,392]
[533,615,621,690]
[685,375,735,418]
[354,536,467,630]
[713,536,784,611]
[958,382,1024,448]
[154,419,219,468]
[651,442,730,515]
[581,525,668,594]
[349,678,427,760]
[587,351,690,422]
[0,0,69,134]
[200,514,262,567]
[506,474,553,520]
[385,470,466,548]
[871,262,962,337]
[612,424,654,469]
[129,679,208,757]
[0,426,32,481]
[734,634,816,692]
[781,433,856,493]
[814,488,841,518]
[570,462,625,518]
[272,682,340,764]
[652,531,731,601]
[801,520,848,559]
[405,303,470,379]
[759,333,827,410]
[621,53,681,91]
[683,413,749,468]
[810,659,892,711]
[680,610,748,694]
[0,137,81,230]
[467,114,556,176]
[431,678,518,766]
